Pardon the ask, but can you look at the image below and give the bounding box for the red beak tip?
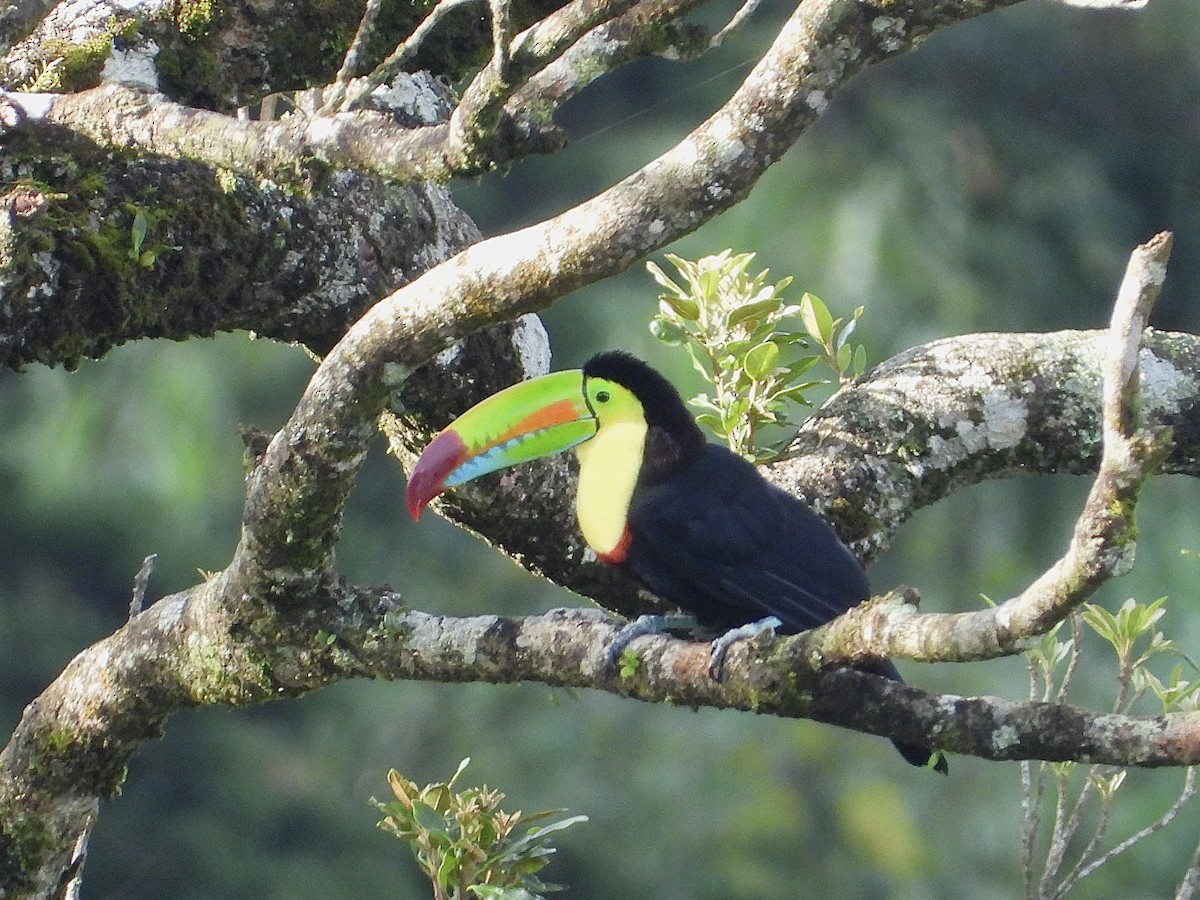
[405,430,467,525]
[404,486,429,521]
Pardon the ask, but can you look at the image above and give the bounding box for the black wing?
[623,444,869,634]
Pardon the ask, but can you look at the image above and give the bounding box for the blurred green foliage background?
[4,1,1200,897]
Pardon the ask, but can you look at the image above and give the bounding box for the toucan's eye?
[595,390,611,403]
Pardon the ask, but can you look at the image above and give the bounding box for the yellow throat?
[574,381,647,558]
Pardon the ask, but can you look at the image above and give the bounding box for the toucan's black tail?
[861,659,948,775]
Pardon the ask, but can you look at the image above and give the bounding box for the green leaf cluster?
[798,292,867,387]
[1029,597,1200,727]
[647,251,866,460]
[372,758,587,900]
[1021,597,1200,898]
[1082,598,1200,713]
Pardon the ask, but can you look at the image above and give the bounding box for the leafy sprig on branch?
[647,250,865,460]
[373,758,587,900]
[1021,598,1200,900]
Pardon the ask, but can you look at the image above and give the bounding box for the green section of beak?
[406,369,596,519]
[444,369,596,485]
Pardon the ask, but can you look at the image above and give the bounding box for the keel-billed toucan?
[406,351,945,772]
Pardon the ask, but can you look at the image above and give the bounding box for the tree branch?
[264,0,1026,604]
[780,233,1174,666]
[2,0,659,183]
[0,103,481,368]
[4,267,1193,895]
[8,1,1176,895]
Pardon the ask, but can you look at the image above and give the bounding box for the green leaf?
[660,293,701,321]
[649,317,687,346]
[852,344,867,376]
[727,297,782,329]
[783,356,820,378]
[683,344,713,381]
[129,211,148,259]
[436,849,459,889]
[525,815,588,840]
[1082,603,1120,647]
[723,338,753,358]
[777,381,823,402]
[835,316,857,350]
[412,800,451,835]
[645,260,683,296]
[724,396,749,423]
[387,769,418,806]
[770,330,810,347]
[469,886,541,899]
[697,266,721,304]
[725,251,755,281]
[743,341,779,380]
[836,343,852,372]
[799,292,834,345]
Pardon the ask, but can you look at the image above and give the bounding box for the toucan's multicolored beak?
[405,370,596,520]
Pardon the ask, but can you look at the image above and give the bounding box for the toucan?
[406,351,946,772]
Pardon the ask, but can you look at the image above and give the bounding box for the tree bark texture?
[0,1,1182,896]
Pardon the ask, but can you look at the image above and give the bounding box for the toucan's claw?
[603,614,701,669]
[707,615,782,680]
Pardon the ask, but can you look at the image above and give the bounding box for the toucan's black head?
[582,352,700,434]
[583,352,706,479]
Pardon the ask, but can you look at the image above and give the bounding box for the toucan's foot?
[604,614,700,669]
[708,616,783,680]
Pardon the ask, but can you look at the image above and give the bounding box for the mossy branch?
[780,233,1174,666]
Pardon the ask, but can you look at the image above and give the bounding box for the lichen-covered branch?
[0,0,742,376]
[7,283,1194,893]
[780,233,1174,667]
[443,0,642,169]
[775,328,1200,554]
[0,0,673,183]
[261,0,1025,600]
[0,111,480,369]
[6,1,1180,895]
[2,0,508,105]
[0,0,56,60]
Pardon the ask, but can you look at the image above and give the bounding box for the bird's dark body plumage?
[625,443,868,633]
[583,351,942,771]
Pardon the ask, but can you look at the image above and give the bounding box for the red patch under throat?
[596,527,632,565]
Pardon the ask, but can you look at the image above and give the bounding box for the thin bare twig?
[1071,767,1197,890]
[1057,615,1084,703]
[127,553,157,618]
[362,0,481,98]
[1038,765,1078,897]
[1053,773,1119,898]
[321,0,387,112]
[711,0,763,48]
[1176,829,1200,900]
[1022,619,1083,898]
[1021,756,1044,898]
